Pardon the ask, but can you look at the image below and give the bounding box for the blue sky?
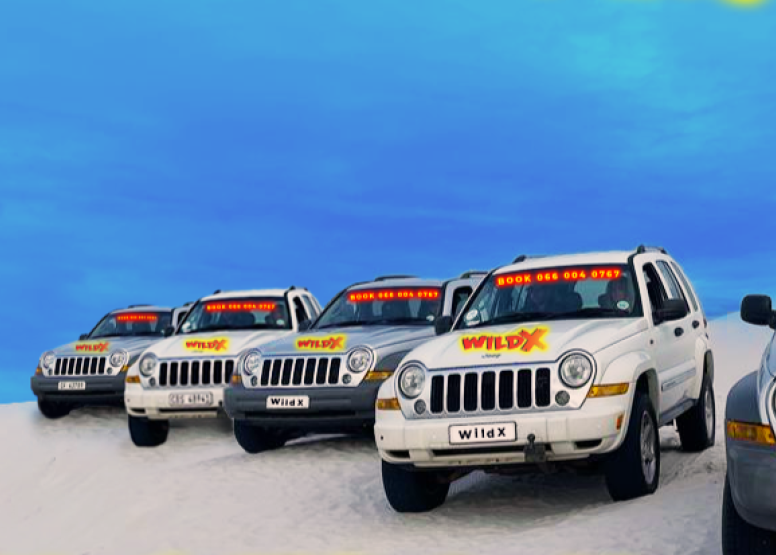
[1,0,775,403]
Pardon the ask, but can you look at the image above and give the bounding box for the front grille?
[53,357,107,376]
[157,359,234,387]
[256,356,343,387]
[429,367,552,415]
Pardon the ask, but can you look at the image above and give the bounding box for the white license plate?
[449,422,517,445]
[266,395,309,409]
[168,392,214,407]
[58,381,86,391]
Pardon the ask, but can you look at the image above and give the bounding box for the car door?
[657,260,704,400]
[638,259,695,420]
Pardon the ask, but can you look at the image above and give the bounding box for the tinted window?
[90,311,173,338]
[657,260,690,311]
[179,298,290,333]
[301,295,318,318]
[314,286,442,329]
[451,286,473,319]
[642,263,668,314]
[293,298,309,325]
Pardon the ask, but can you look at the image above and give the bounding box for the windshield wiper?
[316,321,369,330]
[369,318,432,326]
[470,312,554,328]
[90,334,122,339]
[548,307,625,319]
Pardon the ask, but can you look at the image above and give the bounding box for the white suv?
[124,286,321,447]
[375,246,715,512]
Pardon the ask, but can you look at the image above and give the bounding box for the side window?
[301,295,318,319]
[670,261,700,313]
[292,297,310,325]
[451,286,473,319]
[642,263,669,316]
[657,260,690,311]
[175,310,188,327]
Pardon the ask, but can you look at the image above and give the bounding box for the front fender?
[726,371,764,425]
[599,350,658,415]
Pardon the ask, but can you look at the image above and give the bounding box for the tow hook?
[525,433,548,465]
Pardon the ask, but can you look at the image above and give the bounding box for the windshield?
[90,311,173,338]
[178,298,290,334]
[456,264,642,330]
[314,286,442,329]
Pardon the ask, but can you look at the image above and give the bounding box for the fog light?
[107,369,113,375]
[555,391,570,406]
[251,376,258,386]
[414,400,426,414]
[149,377,156,386]
[343,375,352,384]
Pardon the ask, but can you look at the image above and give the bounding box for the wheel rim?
[704,387,714,437]
[640,412,657,485]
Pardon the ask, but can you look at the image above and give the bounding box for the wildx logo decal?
[74,341,110,353]
[184,338,229,352]
[295,335,346,351]
[460,326,549,353]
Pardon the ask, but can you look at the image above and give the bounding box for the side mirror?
[741,295,774,327]
[79,333,89,340]
[435,315,453,336]
[163,326,175,337]
[655,299,688,324]
[298,319,312,331]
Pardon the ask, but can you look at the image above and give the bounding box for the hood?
[256,325,437,356]
[412,318,648,369]
[52,336,166,357]
[149,329,292,359]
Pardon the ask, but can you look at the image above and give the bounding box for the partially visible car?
[722,294,776,554]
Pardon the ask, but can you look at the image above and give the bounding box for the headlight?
[346,347,373,373]
[559,353,594,388]
[241,349,262,376]
[398,363,426,399]
[41,351,55,370]
[109,350,128,367]
[139,353,158,377]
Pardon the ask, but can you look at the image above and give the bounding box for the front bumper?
[30,374,126,405]
[124,383,226,420]
[726,436,776,532]
[375,393,632,469]
[224,381,383,432]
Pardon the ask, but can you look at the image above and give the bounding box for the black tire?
[37,399,72,419]
[604,391,660,501]
[381,460,450,513]
[233,420,287,454]
[128,415,169,447]
[722,474,776,554]
[676,373,716,452]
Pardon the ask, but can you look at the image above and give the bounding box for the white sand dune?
[1,313,773,555]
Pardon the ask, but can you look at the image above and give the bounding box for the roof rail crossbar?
[635,245,668,255]
[213,289,222,294]
[127,304,152,308]
[459,270,487,279]
[512,255,549,264]
[374,275,417,282]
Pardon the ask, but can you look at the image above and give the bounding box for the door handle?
[692,320,700,329]
[674,327,684,337]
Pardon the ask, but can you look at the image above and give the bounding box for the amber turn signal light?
[587,383,629,398]
[726,420,776,446]
[376,398,401,410]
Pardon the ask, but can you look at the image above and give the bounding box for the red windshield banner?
[348,288,441,303]
[496,268,622,287]
[116,313,159,322]
[205,301,277,312]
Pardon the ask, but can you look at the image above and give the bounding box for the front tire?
[128,415,169,447]
[37,399,72,419]
[604,391,660,501]
[676,372,715,452]
[722,474,776,554]
[233,420,288,454]
[381,460,450,513]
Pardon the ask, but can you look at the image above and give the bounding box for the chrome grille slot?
[252,356,344,388]
[429,367,554,415]
[155,358,234,388]
[53,357,107,377]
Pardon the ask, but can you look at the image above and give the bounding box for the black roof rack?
[374,275,417,282]
[635,245,668,255]
[459,270,487,279]
[213,289,222,294]
[127,304,152,308]
[288,285,309,291]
